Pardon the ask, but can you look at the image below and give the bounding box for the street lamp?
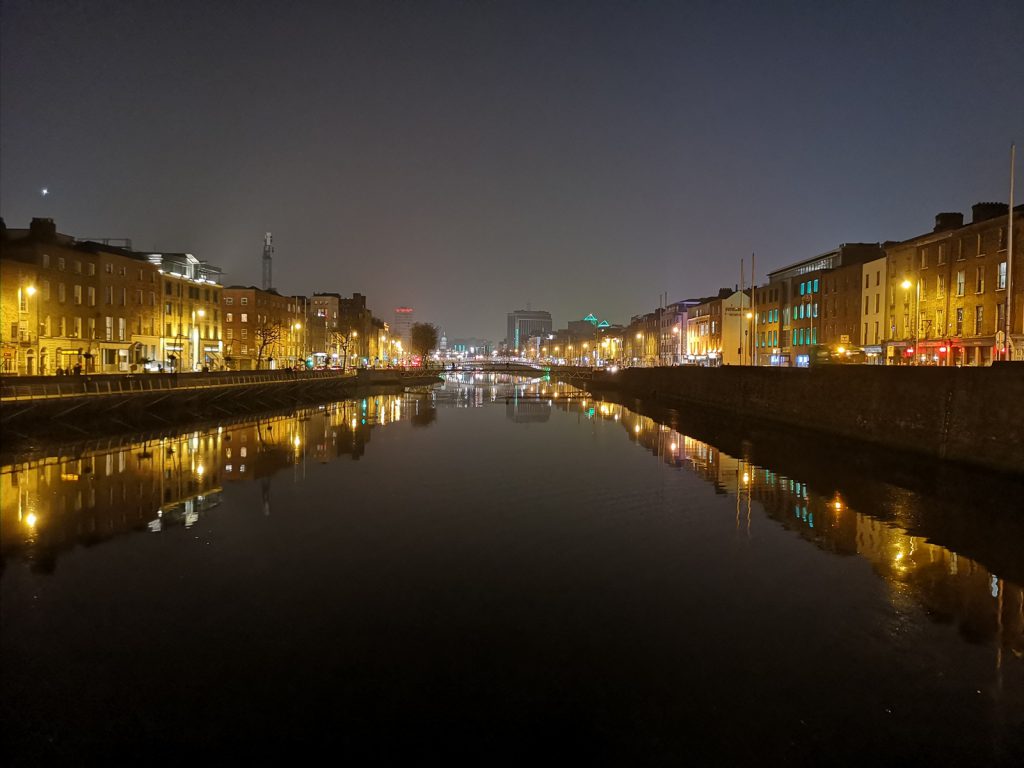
[671,324,681,365]
[18,283,38,375]
[745,311,754,366]
[291,322,303,368]
[901,278,919,364]
[635,332,643,367]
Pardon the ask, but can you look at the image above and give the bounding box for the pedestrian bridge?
[441,362,601,384]
[443,361,546,374]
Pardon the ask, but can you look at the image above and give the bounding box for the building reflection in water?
[0,394,413,572]
[442,374,1023,662]
[3,378,1021,665]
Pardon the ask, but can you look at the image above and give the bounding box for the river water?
[2,374,1022,764]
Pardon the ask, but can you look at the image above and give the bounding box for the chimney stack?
[971,202,1008,224]
[933,212,963,232]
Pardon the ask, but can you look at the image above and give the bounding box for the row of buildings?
[649,202,1021,367]
[0,219,407,375]
[523,202,1020,367]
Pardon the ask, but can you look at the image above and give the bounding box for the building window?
[105,263,113,274]
[42,253,50,268]
[998,226,1007,251]
[226,328,233,340]
[997,303,1006,331]
[87,263,96,276]
[874,294,880,313]
[975,267,984,294]
[956,270,965,297]
[73,285,82,305]
[58,283,66,303]
[955,307,963,336]
[105,316,113,341]
[997,261,1007,290]
[937,244,946,265]
[974,305,983,335]
[240,297,248,305]
[226,312,233,322]
[87,286,95,306]
[240,313,247,323]
[935,309,944,334]
[240,328,248,339]
[919,249,927,269]
[118,317,126,341]
[57,257,65,271]
[936,274,945,298]
[225,297,233,305]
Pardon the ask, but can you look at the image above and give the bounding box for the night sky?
[2,0,1022,341]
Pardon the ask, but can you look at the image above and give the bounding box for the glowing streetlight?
[900,277,920,363]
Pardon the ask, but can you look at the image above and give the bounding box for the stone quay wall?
[579,365,1024,474]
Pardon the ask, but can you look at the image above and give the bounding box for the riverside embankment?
[562,364,1024,474]
[0,368,441,446]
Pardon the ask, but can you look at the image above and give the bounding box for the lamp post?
[745,311,754,366]
[18,283,38,375]
[635,332,643,367]
[901,278,919,364]
[191,308,206,371]
[291,322,303,368]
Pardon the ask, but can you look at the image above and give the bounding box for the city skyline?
[2,0,1022,341]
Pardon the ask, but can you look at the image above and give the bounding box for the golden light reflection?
[25,512,38,528]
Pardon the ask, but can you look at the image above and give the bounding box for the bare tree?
[410,322,439,367]
[254,321,282,369]
[328,329,358,372]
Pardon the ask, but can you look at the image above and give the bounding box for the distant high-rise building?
[506,309,552,352]
[393,306,414,343]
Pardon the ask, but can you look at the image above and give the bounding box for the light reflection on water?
[2,374,1022,761]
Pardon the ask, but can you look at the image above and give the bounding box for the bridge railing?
[0,369,356,402]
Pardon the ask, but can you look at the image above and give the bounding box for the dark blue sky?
[2,0,1022,341]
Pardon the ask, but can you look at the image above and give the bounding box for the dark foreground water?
[2,374,1022,764]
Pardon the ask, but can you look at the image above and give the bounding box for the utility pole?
[751,252,757,366]
[1007,143,1016,361]
[262,232,274,291]
[739,257,745,364]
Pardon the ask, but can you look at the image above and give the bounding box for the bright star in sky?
[41,187,48,196]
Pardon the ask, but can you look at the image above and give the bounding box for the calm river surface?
[2,374,1022,764]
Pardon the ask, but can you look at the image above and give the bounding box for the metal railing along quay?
[0,369,356,403]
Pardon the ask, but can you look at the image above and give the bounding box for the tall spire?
[262,232,274,291]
